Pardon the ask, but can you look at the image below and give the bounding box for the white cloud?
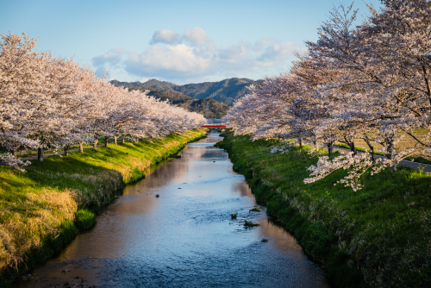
[218,41,251,60]
[184,27,208,46]
[150,29,179,45]
[125,44,212,78]
[92,28,306,83]
[92,53,122,67]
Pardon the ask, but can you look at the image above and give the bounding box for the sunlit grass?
[217,132,431,288]
[334,128,431,163]
[0,129,205,283]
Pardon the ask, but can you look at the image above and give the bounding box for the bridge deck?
[201,125,226,128]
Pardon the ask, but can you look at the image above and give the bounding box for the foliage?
[110,82,230,118]
[74,209,96,230]
[217,132,431,288]
[0,33,206,171]
[0,129,205,283]
[222,0,431,190]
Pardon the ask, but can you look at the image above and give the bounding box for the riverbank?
[0,129,206,285]
[216,132,431,288]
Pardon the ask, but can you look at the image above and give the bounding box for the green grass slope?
[0,129,205,285]
[216,132,431,288]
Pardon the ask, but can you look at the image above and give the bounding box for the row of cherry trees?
[223,0,431,190]
[0,33,206,171]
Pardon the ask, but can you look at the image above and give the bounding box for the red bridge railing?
[201,125,226,128]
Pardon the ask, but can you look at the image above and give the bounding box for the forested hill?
[110,80,230,118]
[110,78,262,106]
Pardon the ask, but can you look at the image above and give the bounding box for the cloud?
[92,52,122,67]
[218,41,251,60]
[184,27,208,46]
[125,44,212,78]
[92,28,306,83]
[258,40,306,62]
[150,29,179,45]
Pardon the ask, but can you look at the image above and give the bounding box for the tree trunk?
[38,147,43,162]
[390,163,397,174]
[93,139,98,149]
[363,137,376,163]
[298,138,303,148]
[349,142,357,156]
[79,141,84,153]
[327,141,334,156]
[386,139,397,173]
[105,136,109,148]
[64,144,69,156]
[344,136,357,156]
[313,136,319,150]
[114,136,118,145]
[11,147,18,157]
[122,134,125,144]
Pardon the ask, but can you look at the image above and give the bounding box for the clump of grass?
[261,238,268,242]
[243,220,259,227]
[74,209,96,230]
[230,213,238,219]
[155,194,160,198]
[249,207,260,212]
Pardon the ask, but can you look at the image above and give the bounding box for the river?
[14,133,330,288]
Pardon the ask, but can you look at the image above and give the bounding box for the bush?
[74,209,96,230]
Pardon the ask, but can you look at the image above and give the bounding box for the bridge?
[201,125,226,128]
[201,118,225,129]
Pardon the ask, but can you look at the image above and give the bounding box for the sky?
[1,0,382,84]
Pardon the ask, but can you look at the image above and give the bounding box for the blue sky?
[1,0,382,84]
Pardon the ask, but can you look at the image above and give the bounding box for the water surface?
[15,133,330,288]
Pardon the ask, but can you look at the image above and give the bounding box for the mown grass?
[216,132,431,288]
[0,129,205,285]
[335,128,431,164]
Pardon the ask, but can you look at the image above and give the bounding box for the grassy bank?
[216,132,431,288]
[0,129,205,285]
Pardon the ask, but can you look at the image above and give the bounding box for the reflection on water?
[14,133,330,288]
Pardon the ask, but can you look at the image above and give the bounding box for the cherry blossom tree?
[0,33,206,171]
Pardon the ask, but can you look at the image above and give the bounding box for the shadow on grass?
[219,132,431,288]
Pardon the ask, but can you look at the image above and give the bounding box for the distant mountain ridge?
[110,80,230,118]
[111,78,261,106]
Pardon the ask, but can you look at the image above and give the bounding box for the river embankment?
[216,132,431,288]
[12,132,330,288]
[0,129,205,285]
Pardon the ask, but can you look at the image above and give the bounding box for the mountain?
[169,78,260,106]
[110,80,230,118]
[140,79,178,90]
[111,78,261,106]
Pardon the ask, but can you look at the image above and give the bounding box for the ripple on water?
[13,133,330,288]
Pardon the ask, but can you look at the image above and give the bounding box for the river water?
[15,133,330,288]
